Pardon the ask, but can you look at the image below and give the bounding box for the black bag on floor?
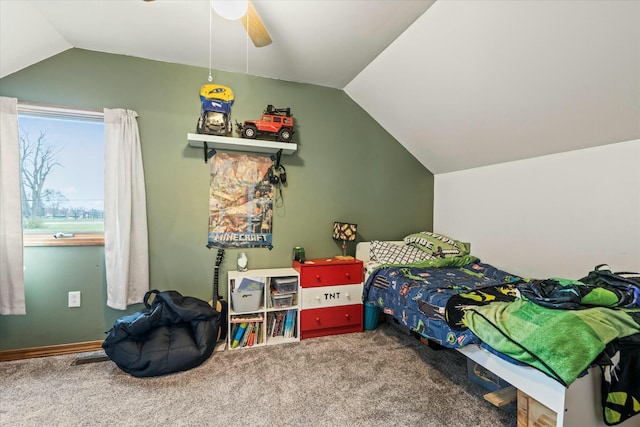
[103,290,221,377]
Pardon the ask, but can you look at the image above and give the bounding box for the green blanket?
[464,299,640,385]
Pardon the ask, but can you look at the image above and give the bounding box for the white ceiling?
[346,0,640,173]
[0,0,433,88]
[1,0,639,174]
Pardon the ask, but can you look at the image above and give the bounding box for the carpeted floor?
[0,322,516,427]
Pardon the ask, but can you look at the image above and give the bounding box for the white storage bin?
[232,290,262,312]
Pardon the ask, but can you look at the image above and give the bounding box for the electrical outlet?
[68,291,81,308]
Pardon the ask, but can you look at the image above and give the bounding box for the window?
[17,103,105,247]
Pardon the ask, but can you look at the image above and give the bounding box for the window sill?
[23,233,104,247]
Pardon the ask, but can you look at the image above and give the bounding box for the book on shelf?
[229,320,265,348]
[252,323,258,346]
[267,311,296,338]
[231,322,248,348]
[230,314,264,323]
[271,313,277,337]
[267,315,274,337]
[282,310,290,337]
[230,323,238,341]
[242,323,253,347]
[290,309,296,337]
[274,312,285,337]
[251,323,258,346]
[236,277,265,293]
[283,309,296,338]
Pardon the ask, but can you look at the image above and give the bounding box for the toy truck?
[196,84,234,136]
[237,105,295,143]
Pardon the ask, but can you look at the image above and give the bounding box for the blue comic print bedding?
[363,260,522,348]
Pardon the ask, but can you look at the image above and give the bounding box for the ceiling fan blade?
[241,1,272,48]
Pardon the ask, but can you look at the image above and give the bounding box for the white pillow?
[370,240,434,265]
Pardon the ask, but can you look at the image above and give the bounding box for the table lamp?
[333,222,357,258]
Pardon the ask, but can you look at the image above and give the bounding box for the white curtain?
[104,108,149,309]
[0,97,26,315]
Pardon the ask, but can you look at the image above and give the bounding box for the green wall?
[0,49,434,350]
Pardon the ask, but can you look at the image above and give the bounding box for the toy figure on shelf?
[196,84,235,136]
[236,105,295,143]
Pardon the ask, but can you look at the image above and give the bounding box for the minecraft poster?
[208,153,274,248]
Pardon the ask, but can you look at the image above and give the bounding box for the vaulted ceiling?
[1,0,638,173]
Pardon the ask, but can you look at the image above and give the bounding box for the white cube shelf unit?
[227,267,300,350]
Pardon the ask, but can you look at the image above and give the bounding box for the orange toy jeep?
[237,105,295,143]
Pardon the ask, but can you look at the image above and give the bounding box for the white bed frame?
[356,242,633,427]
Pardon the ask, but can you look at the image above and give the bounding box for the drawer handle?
[315,275,321,281]
[345,273,351,279]
[315,317,320,322]
[315,296,321,301]
[345,292,350,298]
[344,313,350,319]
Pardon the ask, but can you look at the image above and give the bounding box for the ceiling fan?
[144,0,272,47]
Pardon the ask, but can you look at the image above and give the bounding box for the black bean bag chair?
[103,290,221,377]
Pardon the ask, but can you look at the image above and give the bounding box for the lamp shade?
[333,222,357,242]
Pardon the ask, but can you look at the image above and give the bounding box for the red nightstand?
[293,258,364,339]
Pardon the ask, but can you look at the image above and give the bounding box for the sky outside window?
[18,113,105,232]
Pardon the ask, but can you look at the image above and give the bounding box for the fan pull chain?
[208,5,213,82]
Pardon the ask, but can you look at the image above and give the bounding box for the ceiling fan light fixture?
[210,0,248,21]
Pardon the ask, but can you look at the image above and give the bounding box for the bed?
[356,238,640,427]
